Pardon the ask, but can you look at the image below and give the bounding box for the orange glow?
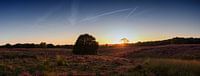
[2,33,200,45]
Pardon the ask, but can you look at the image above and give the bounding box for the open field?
[1,44,200,76]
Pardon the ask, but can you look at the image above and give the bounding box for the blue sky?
[0,0,200,45]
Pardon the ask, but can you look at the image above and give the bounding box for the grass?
[0,44,200,76]
[125,58,200,76]
[125,44,200,60]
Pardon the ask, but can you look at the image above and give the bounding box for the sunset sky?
[0,0,200,45]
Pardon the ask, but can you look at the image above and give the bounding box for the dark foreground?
[1,44,200,76]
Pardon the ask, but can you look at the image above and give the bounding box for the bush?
[73,34,99,55]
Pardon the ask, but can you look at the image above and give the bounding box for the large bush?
[73,34,99,55]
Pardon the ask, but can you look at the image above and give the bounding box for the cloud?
[125,7,138,20]
[78,8,132,24]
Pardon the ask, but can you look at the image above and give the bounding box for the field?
[1,44,200,76]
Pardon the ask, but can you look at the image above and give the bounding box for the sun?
[111,35,130,44]
[107,27,135,44]
[112,36,125,44]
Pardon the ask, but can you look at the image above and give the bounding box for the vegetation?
[1,37,200,48]
[0,42,73,49]
[0,37,200,75]
[125,58,200,76]
[135,37,200,46]
[73,34,99,55]
[124,44,200,60]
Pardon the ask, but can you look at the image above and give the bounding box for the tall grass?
[125,58,200,76]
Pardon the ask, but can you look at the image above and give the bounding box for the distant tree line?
[135,37,200,46]
[1,37,200,48]
[0,42,73,49]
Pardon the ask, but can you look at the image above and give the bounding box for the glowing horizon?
[1,34,200,45]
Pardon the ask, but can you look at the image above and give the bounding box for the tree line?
[134,37,200,46]
[1,37,200,48]
[0,34,99,55]
[0,42,73,49]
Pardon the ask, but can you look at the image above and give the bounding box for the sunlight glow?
[111,33,131,44]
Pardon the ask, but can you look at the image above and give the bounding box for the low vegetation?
[135,37,200,46]
[0,37,200,76]
[124,44,200,60]
[125,58,200,76]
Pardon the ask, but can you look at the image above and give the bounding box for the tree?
[47,44,55,48]
[121,38,129,44]
[4,43,12,48]
[73,34,99,55]
[40,42,47,48]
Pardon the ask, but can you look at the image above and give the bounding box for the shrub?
[73,34,99,55]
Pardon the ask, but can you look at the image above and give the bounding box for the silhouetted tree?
[4,43,11,48]
[40,42,47,48]
[73,34,99,55]
[121,38,129,44]
[47,44,55,48]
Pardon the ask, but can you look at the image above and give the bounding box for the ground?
[0,44,200,76]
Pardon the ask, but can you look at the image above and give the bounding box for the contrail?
[68,0,80,25]
[125,7,138,20]
[78,8,132,23]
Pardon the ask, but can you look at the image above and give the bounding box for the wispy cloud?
[68,0,80,25]
[78,8,132,24]
[125,7,138,20]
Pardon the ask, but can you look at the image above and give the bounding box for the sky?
[0,0,200,45]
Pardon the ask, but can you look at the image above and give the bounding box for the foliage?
[73,34,99,55]
[135,37,200,46]
[0,42,73,49]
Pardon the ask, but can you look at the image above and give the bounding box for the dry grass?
[125,58,200,76]
[124,44,200,59]
[0,44,200,76]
